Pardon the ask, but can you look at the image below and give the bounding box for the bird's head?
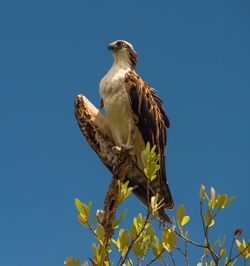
[108,40,137,70]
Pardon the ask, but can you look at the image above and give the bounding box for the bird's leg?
[111,146,133,175]
[112,121,136,173]
[123,121,136,151]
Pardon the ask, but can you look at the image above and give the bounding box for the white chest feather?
[99,61,145,172]
[99,65,133,145]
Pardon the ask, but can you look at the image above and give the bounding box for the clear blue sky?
[0,0,249,265]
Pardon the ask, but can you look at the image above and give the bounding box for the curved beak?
[108,42,116,51]
[108,44,114,50]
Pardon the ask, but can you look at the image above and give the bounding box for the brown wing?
[124,71,174,209]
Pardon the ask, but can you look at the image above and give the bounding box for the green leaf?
[225,196,236,206]
[162,229,177,252]
[75,199,90,220]
[64,257,81,266]
[221,236,226,246]
[82,204,90,220]
[112,220,119,229]
[112,209,127,229]
[119,229,130,249]
[220,249,226,257]
[125,187,133,198]
[236,239,249,259]
[151,243,159,257]
[204,192,210,202]
[199,184,205,199]
[210,261,215,266]
[132,240,144,258]
[117,181,133,204]
[91,213,97,227]
[95,223,105,242]
[144,226,155,248]
[208,198,217,210]
[75,199,85,215]
[137,213,143,226]
[118,209,127,224]
[217,194,228,208]
[151,236,163,259]
[78,214,89,228]
[111,238,121,251]
[205,210,214,227]
[127,259,133,266]
[82,261,89,266]
[211,240,218,250]
[168,231,177,251]
[130,224,137,240]
[211,187,215,199]
[176,205,185,225]
[92,243,98,258]
[181,216,190,226]
[142,142,161,181]
[98,244,106,264]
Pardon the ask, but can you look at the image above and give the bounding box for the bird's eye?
[120,42,126,47]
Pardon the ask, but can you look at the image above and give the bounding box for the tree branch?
[100,147,133,245]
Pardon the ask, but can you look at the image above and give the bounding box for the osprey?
[99,40,174,214]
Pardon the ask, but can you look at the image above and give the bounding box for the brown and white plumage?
[99,40,174,212]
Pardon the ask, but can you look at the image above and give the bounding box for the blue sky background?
[0,0,249,265]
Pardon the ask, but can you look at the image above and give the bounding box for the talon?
[112,146,121,154]
[121,144,134,152]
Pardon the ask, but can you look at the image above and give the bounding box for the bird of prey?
[99,40,174,217]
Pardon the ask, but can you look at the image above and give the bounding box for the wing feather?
[125,71,174,209]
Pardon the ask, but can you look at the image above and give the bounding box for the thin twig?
[199,253,207,266]
[229,236,235,260]
[86,220,110,263]
[225,243,250,266]
[140,243,152,265]
[200,201,218,263]
[169,252,177,266]
[88,257,97,266]
[175,247,189,266]
[155,217,208,249]
[146,249,165,266]
[184,241,188,265]
[119,212,151,265]
[161,255,168,266]
[182,227,189,266]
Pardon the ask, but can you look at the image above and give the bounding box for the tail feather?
[159,208,172,224]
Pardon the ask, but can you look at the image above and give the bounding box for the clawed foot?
[112,144,134,154]
[112,144,134,173]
